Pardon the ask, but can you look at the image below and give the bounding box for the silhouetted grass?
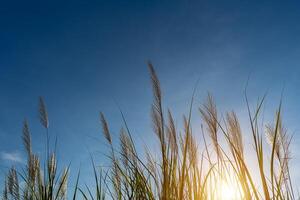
[1,63,297,200]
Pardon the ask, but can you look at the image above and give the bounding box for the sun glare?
[208,175,243,200]
[221,181,239,200]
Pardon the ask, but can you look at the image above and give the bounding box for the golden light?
[208,173,243,200]
[220,180,239,200]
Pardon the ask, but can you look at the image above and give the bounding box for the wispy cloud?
[1,151,23,163]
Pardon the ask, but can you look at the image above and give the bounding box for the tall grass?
[1,63,297,200]
[2,98,68,200]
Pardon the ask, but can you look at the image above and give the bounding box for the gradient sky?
[1,0,300,189]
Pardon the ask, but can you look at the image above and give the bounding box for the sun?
[221,181,238,200]
[208,173,243,200]
[214,177,243,200]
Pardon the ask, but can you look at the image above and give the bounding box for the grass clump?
[1,63,297,200]
[2,98,68,200]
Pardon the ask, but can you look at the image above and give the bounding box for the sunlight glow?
[220,181,239,200]
[208,172,243,200]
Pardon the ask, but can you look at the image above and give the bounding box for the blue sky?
[1,0,300,189]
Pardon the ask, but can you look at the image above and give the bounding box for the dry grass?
[1,63,297,200]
